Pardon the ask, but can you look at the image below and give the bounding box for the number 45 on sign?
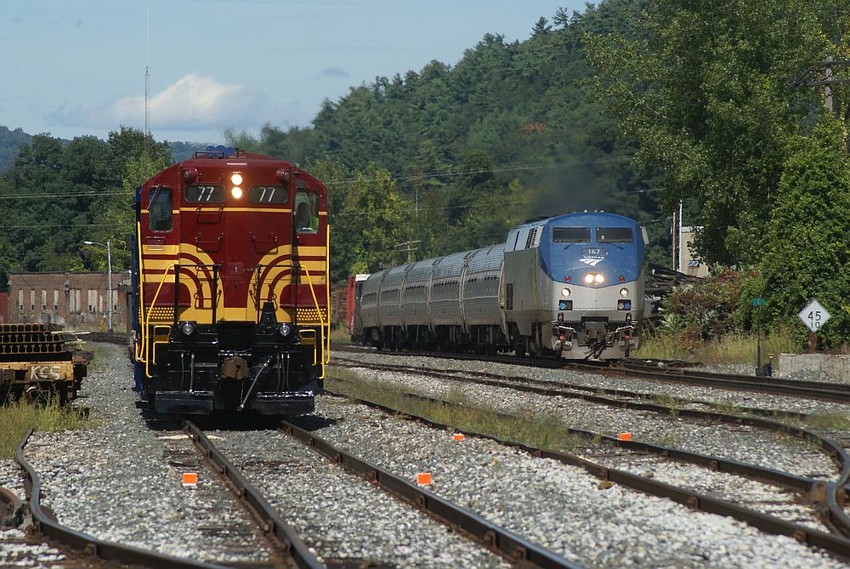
[798,299,831,333]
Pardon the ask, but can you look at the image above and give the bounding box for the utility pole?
[787,58,850,123]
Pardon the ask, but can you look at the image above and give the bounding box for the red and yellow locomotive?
[130,147,329,415]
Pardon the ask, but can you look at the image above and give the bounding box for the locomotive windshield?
[148,187,173,231]
[596,227,633,243]
[552,227,590,243]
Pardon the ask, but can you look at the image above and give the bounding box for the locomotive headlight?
[620,287,629,297]
[561,287,571,298]
[179,321,196,336]
[279,323,292,337]
[583,273,594,284]
[230,173,243,186]
[595,273,605,284]
[231,186,243,199]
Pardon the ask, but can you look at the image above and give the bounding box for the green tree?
[90,127,172,272]
[336,166,411,274]
[585,0,848,267]
[753,115,850,349]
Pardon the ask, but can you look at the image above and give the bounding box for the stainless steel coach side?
[376,264,410,349]
[358,269,385,347]
[400,258,437,349]
[461,244,507,352]
[429,250,468,349]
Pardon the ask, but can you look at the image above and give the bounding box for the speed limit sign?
[798,299,831,333]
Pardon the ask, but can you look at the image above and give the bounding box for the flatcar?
[355,211,647,359]
[130,147,330,415]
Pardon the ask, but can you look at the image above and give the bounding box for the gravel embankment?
[2,344,849,568]
[327,350,850,568]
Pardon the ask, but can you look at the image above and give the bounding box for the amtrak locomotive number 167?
[356,211,647,360]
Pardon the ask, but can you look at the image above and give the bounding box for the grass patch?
[0,398,94,459]
[638,329,797,366]
[326,368,588,453]
[804,413,850,431]
[329,328,354,347]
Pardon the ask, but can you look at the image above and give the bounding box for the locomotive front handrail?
[250,259,329,377]
[141,265,175,378]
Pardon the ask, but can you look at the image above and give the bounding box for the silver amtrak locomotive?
[356,212,647,360]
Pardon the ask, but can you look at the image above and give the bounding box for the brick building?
[7,271,131,333]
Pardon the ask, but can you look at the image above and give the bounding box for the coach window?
[295,189,318,232]
[149,187,173,231]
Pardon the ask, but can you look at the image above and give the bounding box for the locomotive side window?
[249,185,288,204]
[149,187,173,231]
[185,184,224,203]
[552,227,590,243]
[295,189,319,232]
[597,227,633,243]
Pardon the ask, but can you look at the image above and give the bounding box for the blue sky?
[0,1,591,144]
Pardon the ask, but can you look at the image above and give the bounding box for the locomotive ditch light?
[619,287,629,297]
[561,287,571,297]
[279,323,292,337]
[179,321,196,336]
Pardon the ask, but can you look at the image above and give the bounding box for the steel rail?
[278,418,584,569]
[614,361,850,403]
[325,384,850,561]
[182,419,324,569]
[333,354,850,538]
[15,429,232,569]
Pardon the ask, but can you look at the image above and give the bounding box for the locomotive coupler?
[552,322,576,352]
[613,324,636,347]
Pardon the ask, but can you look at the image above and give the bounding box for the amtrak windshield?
[552,227,590,243]
[596,227,633,243]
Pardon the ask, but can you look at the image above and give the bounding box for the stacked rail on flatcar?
[0,323,88,404]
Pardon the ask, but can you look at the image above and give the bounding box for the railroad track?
[192,419,579,568]
[610,360,850,404]
[8,416,580,568]
[329,351,850,560]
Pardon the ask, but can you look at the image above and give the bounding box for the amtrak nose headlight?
[620,287,629,297]
[279,323,292,337]
[584,273,605,284]
[561,287,571,297]
[179,321,196,336]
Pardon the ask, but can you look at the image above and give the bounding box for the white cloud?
[48,73,267,134]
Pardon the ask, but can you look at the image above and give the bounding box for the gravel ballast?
[1,344,849,568]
